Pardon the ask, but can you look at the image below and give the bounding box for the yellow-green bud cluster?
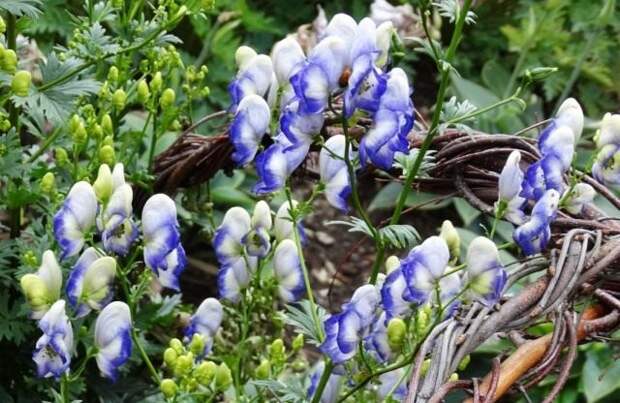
[137,79,150,104]
[69,115,87,147]
[40,172,56,195]
[0,45,17,73]
[112,89,127,111]
[160,378,177,399]
[99,145,115,165]
[387,318,407,351]
[55,148,69,166]
[11,70,32,97]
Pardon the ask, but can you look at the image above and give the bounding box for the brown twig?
[541,312,578,403]
[428,380,472,403]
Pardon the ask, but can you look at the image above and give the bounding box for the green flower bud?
[108,66,119,83]
[150,72,163,94]
[269,339,285,361]
[112,89,127,111]
[160,88,176,109]
[292,333,305,351]
[137,79,150,104]
[201,0,215,10]
[72,122,87,148]
[40,172,56,195]
[1,49,17,73]
[112,0,124,8]
[69,114,81,133]
[195,361,217,385]
[54,147,69,166]
[99,81,110,99]
[415,308,430,340]
[101,114,113,135]
[291,359,307,372]
[169,119,181,131]
[21,275,49,312]
[102,135,114,147]
[201,86,211,98]
[169,338,184,355]
[440,220,460,263]
[174,6,188,21]
[93,164,113,202]
[91,123,103,141]
[189,333,205,356]
[524,67,558,84]
[449,373,459,382]
[420,359,431,376]
[11,70,32,97]
[214,363,232,391]
[254,359,271,380]
[458,354,471,371]
[173,353,194,378]
[387,318,407,350]
[22,250,38,267]
[0,16,6,33]
[99,145,115,165]
[160,378,177,399]
[385,255,400,274]
[163,347,178,368]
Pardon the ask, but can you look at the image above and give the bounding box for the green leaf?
[368,183,450,212]
[0,0,42,18]
[379,225,420,249]
[0,293,34,344]
[481,60,511,98]
[453,198,481,227]
[283,300,326,346]
[582,348,620,402]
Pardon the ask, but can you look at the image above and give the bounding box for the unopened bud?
[458,354,471,371]
[269,339,285,361]
[20,274,49,312]
[40,172,56,195]
[387,318,407,350]
[385,255,400,274]
[201,86,211,97]
[160,88,176,109]
[112,89,127,111]
[137,79,150,104]
[99,145,115,165]
[415,308,430,340]
[92,123,103,140]
[0,16,5,33]
[255,359,270,379]
[201,0,215,10]
[163,347,178,368]
[1,49,17,73]
[449,373,459,382]
[55,147,69,166]
[11,71,32,97]
[160,378,177,399]
[173,353,193,377]
[292,333,304,351]
[420,359,431,376]
[215,363,232,390]
[195,361,217,385]
[440,220,460,262]
[169,338,184,355]
[72,123,87,147]
[93,164,113,202]
[108,66,119,83]
[291,359,307,372]
[524,67,558,84]
[189,333,205,356]
[101,113,113,135]
[150,72,163,94]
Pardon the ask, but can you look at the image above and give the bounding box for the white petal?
[272,36,305,84]
[251,200,272,230]
[274,200,298,241]
[95,301,132,348]
[498,150,523,202]
[320,135,347,181]
[598,113,620,148]
[556,97,583,143]
[466,237,500,277]
[38,250,62,301]
[235,46,258,70]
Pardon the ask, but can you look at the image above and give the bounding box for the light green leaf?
[583,349,620,402]
[453,198,481,227]
[368,183,450,212]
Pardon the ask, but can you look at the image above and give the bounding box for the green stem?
[311,359,335,403]
[27,128,62,163]
[447,90,523,125]
[132,328,161,383]
[389,0,473,226]
[60,373,69,403]
[148,106,158,170]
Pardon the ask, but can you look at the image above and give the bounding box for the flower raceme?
[20,250,62,319]
[66,247,117,318]
[94,301,132,381]
[142,194,187,291]
[320,284,380,363]
[32,300,73,379]
[185,298,223,356]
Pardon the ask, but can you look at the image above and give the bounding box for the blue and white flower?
[218,259,254,303]
[32,300,73,379]
[514,189,560,256]
[359,67,413,170]
[344,18,387,118]
[320,284,380,363]
[595,113,620,148]
[399,236,450,306]
[99,183,138,256]
[20,250,62,319]
[381,265,411,319]
[465,237,506,306]
[142,194,187,291]
[53,181,98,259]
[592,144,620,192]
[377,369,408,401]
[364,311,392,362]
[290,35,348,114]
[94,301,132,381]
[272,37,306,86]
[307,361,343,403]
[497,150,525,224]
[539,98,584,152]
[230,94,271,167]
[320,135,353,212]
[66,247,117,317]
[273,239,306,302]
[521,126,575,201]
[185,298,223,356]
[434,270,462,316]
[229,49,274,111]
[243,201,273,258]
[563,183,596,215]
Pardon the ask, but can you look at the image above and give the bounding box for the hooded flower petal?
[53,181,98,259]
[465,237,506,306]
[230,94,271,166]
[273,239,306,302]
[33,300,73,379]
[94,301,132,381]
[274,200,305,242]
[228,53,274,111]
[320,135,353,211]
[320,285,380,363]
[280,100,324,145]
[498,150,524,202]
[213,207,251,265]
[307,361,342,403]
[400,236,450,305]
[185,298,223,355]
[592,144,620,191]
[272,37,306,85]
[217,258,255,303]
[514,189,560,255]
[243,201,274,257]
[142,194,186,291]
[563,183,596,215]
[381,267,411,319]
[253,134,311,195]
[364,312,392,362]
[21,250,62,319]
[66,248,116,317]
[596,113,620,148]
[100,184,138,256]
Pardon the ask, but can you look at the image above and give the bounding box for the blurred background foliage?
[2,0,620,401]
